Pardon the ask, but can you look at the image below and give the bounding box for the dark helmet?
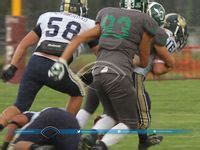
[119,0,149,13]
[164,13,189,50]
[60,0,88,17]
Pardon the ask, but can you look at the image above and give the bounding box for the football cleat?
[138,134,163,150]
[92,141,108,150]
[78,134,97,150]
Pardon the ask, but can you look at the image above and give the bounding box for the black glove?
[79,70,93,85]
[2,64,17,82]
[1,142,9,150]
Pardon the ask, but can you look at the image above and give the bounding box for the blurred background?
[0,0,200,80]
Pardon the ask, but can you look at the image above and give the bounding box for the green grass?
[0,78,200,149]
[0,54,200,149]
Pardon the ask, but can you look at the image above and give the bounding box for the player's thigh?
[45,65,84,96]
[84,84,100,114]
[107,75,138,128]
[93,75,117,119]
[14,58,43,112]
[29,55,84,97]
[132,73,151,128]
[132,73,151,110]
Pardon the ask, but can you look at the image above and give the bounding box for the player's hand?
[132,55,140,66]
[1,64,18,82]
[48,58,67,81]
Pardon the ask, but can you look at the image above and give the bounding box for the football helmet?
[119,0,149,13]
[164,13,189,50]
[147,2,165,26]
[60,0,88,17]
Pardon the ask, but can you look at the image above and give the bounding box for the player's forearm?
[11,46,27,67]
[61,25,101,62]
[139,32,153,67]
[3,124,18,143]
[61,36,84,62]
[11,31,39,67]
[154,44,175,68]
[67,96,83,115]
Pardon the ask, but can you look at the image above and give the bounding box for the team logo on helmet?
[178,15,186,29]
[164,13,189,50]
[147,2,165,26]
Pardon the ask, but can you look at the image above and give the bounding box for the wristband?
[58,58,68,66]
[153,59,165,64]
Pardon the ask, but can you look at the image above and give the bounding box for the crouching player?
[1,107,80,150]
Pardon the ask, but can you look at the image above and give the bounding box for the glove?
[48,58,67,81]
[2,64,17,82]
[0,142,9,150]
[79,69,93,85]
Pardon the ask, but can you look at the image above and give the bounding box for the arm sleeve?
[154,28,168,46]
[32,24,41,37]
[32,13,46,37]
[95,9,104,24]
[87,38,99,48]
[143,14,159,37]
[36,13,46,25]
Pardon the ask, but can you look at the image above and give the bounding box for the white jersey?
[165,29,177,53]
[34,12,96,60]
[133,28,177,77]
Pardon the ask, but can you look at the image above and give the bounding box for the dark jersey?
[12,108,80,150]
[154,27,168,46]
[93,7,159,76]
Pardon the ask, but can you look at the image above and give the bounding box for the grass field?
[0,79,200,150]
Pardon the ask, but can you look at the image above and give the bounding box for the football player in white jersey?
[133,3,188,150]
[0,0,98,131]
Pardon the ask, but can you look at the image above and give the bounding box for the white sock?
[76,109,91,128]
[92,114,116,130]
[101,122,130,147]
